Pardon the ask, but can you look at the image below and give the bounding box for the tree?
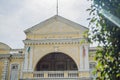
[88,0,120,80]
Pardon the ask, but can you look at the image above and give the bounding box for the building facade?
[0,15,96,80]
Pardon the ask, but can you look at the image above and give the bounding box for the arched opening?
[35,52,78,71]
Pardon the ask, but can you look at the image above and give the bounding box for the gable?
[32,21,82,34]
[24,15,88,40]
[25,15,88,34]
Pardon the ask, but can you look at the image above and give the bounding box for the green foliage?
[88,0,120,80]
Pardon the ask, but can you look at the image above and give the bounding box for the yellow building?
[0,15,96,80]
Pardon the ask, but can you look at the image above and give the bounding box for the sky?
[0,0,92,49]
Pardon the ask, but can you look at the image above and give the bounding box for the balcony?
[21,71,91,80]
[34,71,79,78]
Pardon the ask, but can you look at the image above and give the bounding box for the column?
[79,46,83,71]
[2,59,9,80]
[28,47,33,71]
[23,47,29,71]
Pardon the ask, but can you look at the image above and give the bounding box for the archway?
[35,52,78,71]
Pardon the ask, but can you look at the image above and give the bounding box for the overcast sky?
[0,0,92,49]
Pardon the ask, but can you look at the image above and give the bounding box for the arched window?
[35,52,78,71]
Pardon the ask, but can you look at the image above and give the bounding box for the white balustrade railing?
[48,71,64,78]
[33,71,79,78]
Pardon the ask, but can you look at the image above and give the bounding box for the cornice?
[0,54,24,59]
[0,54,11,58]
[27,32,80,35]
[23,38,87,45]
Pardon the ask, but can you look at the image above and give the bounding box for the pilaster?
[79,45,89,71]
[23,47,29,72]
[84,45,89,70]
[79,46,83,70]
[28,46,33,71]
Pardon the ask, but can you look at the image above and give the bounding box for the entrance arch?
[35,52,78,71]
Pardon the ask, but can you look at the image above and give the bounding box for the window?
[42,64,49,70]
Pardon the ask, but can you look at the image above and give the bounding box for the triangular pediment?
[24,15,88,34]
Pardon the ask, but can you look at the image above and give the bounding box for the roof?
[0,42,11,50]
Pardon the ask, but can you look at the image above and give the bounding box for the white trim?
[23,38,85,45]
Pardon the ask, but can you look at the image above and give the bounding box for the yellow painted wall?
[0,49,10,54]
[25,16,88,71]
[30,44,82,70]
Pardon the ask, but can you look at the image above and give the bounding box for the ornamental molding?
[27,32,80,35]
[23,38,87,45]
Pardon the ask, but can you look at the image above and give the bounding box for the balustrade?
[33,71,79,78]
[33,71,44,78]
[21,71,91,80]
